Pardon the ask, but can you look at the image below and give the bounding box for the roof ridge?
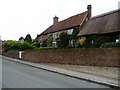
[78,9,119,36]
[91,9,120,20]
[58,11,88,23]
[39,11,88,35]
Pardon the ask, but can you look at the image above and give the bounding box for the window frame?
[53,33,58,39]
[67,29,74,35]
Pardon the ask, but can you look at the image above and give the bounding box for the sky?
[0,0,119,41]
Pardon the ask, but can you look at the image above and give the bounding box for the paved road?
[2,58,111,88]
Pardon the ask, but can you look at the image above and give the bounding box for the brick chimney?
[53,16,59,25]
[87,5,92,19]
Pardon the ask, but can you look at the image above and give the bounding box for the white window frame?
[52,42,57,47]
[67,29,73,35]
[53,33,58,39]
[69,40,74,46]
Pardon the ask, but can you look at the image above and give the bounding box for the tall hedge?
[3,40,34,52]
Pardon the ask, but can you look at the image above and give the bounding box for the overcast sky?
[0,0,119,41]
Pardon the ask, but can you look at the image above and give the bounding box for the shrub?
[36,47,56,49]
[3,40,35,52]
[47,34,53,47]
[3,40,21,52]
[57,32,69,48]
[41,40,47,47]
[100,42,118,48]
[77,37,86,45]
[87,34,119,48]
[32,42,40,48]
[20,42,34,51]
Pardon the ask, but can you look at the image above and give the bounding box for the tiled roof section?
[78,9,120,36]
[41,11,88,35]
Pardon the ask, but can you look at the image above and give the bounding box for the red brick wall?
[22,48,119,67]
[3,50,19,59]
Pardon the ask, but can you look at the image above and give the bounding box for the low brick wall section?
[3,50,19,59]
[22,48,119,67]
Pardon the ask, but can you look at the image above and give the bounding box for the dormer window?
[67,29,73,35]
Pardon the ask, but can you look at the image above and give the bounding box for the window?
[67,29,73,35]
[40,36,43,40]
[52,42,57,47]
[69,40,74,46]
[53,33,58,39]
[19,39,24,43]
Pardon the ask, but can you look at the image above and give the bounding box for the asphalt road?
[2,58,111,88]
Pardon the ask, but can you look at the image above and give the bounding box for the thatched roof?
[40,11,88,35]
[78,9,120,36]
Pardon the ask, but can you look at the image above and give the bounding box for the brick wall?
[22,48,119,67]
[3,50,19,59]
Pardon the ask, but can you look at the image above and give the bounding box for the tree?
[57,32,69,48]
[24,34,32,43]
[47,34,53,47]
[19,37,24,41]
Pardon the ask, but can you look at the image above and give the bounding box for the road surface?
[2,57,111,88]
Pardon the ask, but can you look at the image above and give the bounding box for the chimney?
[87,5,92,19]
[53,16,59,25]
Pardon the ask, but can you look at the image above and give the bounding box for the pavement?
[1,55,120,88]
[43,63,119,80]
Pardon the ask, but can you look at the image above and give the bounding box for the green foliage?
[68,27,80,48]
[3,40,21,52]
[36,47,56,49]
[41,40,47,47]
[3,40,34,52]
[70,27,79,40]
[100,42,118,48]
[24,34,32,43]
[47,34,53,47]
[32,42,40,48]
[20,42,34,51]
[81,33,119,48]
[57,32,69,48]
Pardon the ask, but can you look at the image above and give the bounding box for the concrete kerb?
[2,56,119,89]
